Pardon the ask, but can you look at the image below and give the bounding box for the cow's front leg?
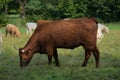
[47,54,52,65]
[46,45,53,65]
[53,48,60,66]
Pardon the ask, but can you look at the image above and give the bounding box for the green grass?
[105,23,120,30]
[0,18,120,80]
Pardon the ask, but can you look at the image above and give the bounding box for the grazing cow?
[26,23,37,34]
[97,23,109,42]
[37,20,52,27]
[6,24,21,37]
[18,18,100,68]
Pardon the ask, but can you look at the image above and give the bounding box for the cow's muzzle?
[20,59,29,67]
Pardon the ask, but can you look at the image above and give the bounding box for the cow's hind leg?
[10,31,12,37]
[53,48,60,66]
[92,46,100,68]
[81,49,91,67]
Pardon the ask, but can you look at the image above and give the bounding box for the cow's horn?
[13,44,19,50]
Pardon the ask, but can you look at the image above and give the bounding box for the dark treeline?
[0,0,120,26]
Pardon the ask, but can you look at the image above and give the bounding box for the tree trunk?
[19,4,25,19]
[16,0,27,20]
[4,5,8,15]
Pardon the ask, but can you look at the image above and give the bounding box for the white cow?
[97,23,109,42]
[26,23,37,34]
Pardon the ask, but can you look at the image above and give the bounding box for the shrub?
[0,13,8,27]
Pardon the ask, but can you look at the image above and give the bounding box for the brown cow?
[18,18,100,68]
[6,24,21,37]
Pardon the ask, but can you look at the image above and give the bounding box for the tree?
[0,0,13,26]
[2,0,120,23]
[16,0,27,19]
[25,0,42,21]
[0,0,13,15]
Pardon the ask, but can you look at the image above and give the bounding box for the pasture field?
[0,20,120,80]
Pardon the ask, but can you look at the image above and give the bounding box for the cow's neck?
[24,33,39,53]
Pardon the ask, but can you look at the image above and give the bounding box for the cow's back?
[6,24,16,32]
[37,20,52,27]
[35,18,98,49]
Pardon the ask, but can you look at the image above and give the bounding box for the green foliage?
[24,0,120,22]
[0,13,8,27]
[7,15,26,28]
[26,0,41,11]
[0,0,14,27]
[1,0,120,23]
[25,0,43,21]
[0,0,13,8]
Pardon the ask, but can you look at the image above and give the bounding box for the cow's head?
[16,32,21,38]
[19,48,33,67]
[102,27,109,33]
